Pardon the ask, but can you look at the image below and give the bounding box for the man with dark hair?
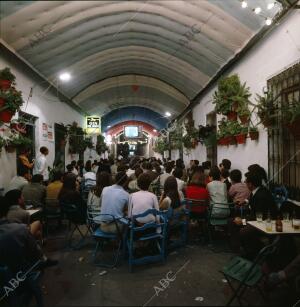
[159,162,173,189]
[219,159,231,171]
[172,167,185,192]
[98,171,129,233]
[221,168,231,191]
[128,173,159,224]
[22,174,46,206]
[33,146,49,184]
[228,169,250,205]
[7,168,29,192]
[232,171,278,259]
[5,190,43,241]
[144,162,158,182]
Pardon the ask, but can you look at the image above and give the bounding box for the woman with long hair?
[159,176,184,211]
[87,171,112,210]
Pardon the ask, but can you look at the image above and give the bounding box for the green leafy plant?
[255,91,277,126]
[67,122,86,154]
[0,68,16,83]
[7,134,32,148]
[84,136,94,149]
[213,74,251,115]
[0,135,4,153]
[96,134,108,154]
[0,88,23,113]
[282,102,300,124]
[153,137,169,154]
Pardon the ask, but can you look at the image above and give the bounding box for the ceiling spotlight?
[254,7,262,14]
[107,125,111,128]
[165,112,171,117]
[267,2,275,10]
[241,1,247,8]
[59,72,71,81]
[153,129,157,132]
[265,18,272,26]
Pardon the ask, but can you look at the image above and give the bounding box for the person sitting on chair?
[5,190,43,241]
[98,172,129,234]
[83,163,96,188]
[46,171,63,200]
[228,169,250,205]
[22,174,46,207]
[128,173,159,225]
[7,168,29,192]
[128,167,143,192]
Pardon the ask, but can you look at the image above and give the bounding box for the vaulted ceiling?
[0,0,282,128]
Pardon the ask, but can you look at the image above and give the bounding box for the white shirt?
[83,172,96,187]
[126,169,135,178]
[159,173,172,188]
[128,190,159,224]
[176,178,186,192]
[7,176,28,192]
[207,181,228,204]
[33,154,49,181]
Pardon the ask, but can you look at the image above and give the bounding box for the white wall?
[0,53,86,190]
[188,10,300,176]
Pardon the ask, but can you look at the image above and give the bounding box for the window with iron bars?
[267,62,300,201]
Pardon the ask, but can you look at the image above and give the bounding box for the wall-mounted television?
[124,126,141,138]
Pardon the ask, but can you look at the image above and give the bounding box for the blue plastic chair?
[272,186,288,210]
[91,214,123,268]
[126,209,167,272]
[163,205,190,250]
[207,202,234,244]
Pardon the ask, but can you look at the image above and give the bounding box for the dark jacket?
[248,186,278,220]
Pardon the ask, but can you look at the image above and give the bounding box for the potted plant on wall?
[213,74,251,121]
[283,102,300,139]
[249,126,259,140]
[67,122,86,154]
[237,105,251,125]
[5,134,33,153]
[0,136,4,153]
[0,68,16,90]
[0,88,23,123]
[96,134,108,155]
[234,124,248,144]
[255,91,277,127]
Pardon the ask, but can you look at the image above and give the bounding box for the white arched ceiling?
[0,0,281,120]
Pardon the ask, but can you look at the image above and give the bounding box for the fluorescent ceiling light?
[254,7,262,14]
[59,72,71,81]
[241,1,247,8]
[165,112,171,117]
[267,2,275,9]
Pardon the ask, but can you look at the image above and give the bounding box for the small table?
[247,220,300,235]
[27,209,41,216]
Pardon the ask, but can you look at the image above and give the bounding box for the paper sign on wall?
[42,123,54,142]
[86,116,101,134]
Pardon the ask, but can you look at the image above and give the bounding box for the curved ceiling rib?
[0,0,281,125]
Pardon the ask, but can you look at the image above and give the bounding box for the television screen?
[124,126,139,138]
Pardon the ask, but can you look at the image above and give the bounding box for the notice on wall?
[86,116,101,134]
[42,123,54,142]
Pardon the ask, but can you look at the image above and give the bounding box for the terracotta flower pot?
[286,118,300,139]
[0,98,5,108]
[232,102,239,112]
[228,136,237,145]
[262,117,274,127]
[249,131,259,140]
[226,111,238,121]
[0,80,12,90]
[235,133,247,144]
[5,145,16,153]
[239,115,249,124]
[218,138,227,146]
[0,110,14,123]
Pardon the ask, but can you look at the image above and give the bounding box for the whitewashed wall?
[0,53,86,190]
[187,10,300,176]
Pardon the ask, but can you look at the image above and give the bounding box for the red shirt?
[186,185,209,213]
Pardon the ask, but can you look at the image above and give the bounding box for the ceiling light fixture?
[107,125,111,128]
[241,1,248,8]
[165,112,171,117]
[267,2,275,10]
[254,7,262,14]
[153,129,157,132]
[59,72,71,81]
[265,18,272,26]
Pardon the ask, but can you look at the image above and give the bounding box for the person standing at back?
[33,146,49,185]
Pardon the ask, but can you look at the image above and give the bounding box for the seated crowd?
[1,152,299,300]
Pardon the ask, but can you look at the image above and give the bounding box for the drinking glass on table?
[282,212,290,223]
[256,212,263,222]
[265,219,273,232]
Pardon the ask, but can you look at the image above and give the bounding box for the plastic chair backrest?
[254,236,280,266]
[131,209,167,233]
[272,186,288,209]
[184,198,208,210]
[209,202,233,219]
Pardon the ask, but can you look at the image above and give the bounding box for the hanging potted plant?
[6,134,33,153]
[283,103,300,139]
[67,122,86,154]
[237,105,251,125]
[96,134,108,154]
[0,68,16,90]
[255,91,277,128]
[213,74,251,121]
[234,124,248,145]
[0,88,23,123]
[249,126,259,140]
[84,136,94,149]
